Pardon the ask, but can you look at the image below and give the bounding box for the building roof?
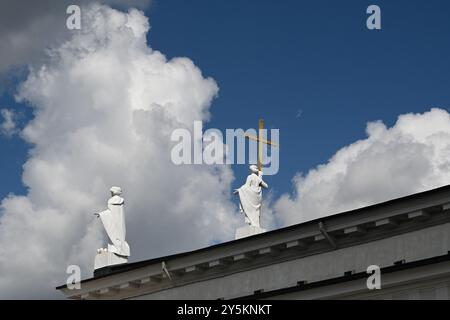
[57,184,450,299]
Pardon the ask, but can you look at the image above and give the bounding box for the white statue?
[94,186,130,270]
[234,165,268,238]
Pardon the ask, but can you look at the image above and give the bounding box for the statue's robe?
[98,195,130,257]
[237,173,268,228]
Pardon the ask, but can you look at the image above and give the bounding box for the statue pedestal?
[94,250,128,270]
[235,225,266,240]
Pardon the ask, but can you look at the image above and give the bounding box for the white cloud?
[275,108,450,226]
[0,0,151,73]
[0,3,240,298]
[0,109,18,136]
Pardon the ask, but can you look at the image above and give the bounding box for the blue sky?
[1,0,450,200]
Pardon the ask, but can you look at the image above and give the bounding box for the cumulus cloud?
[275,108,450,226]
[0,109,18,136]
[0,0,151,73]
[0,3,240,298]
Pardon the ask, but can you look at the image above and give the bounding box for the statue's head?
[249,165,259,174]
[110,186,122,196]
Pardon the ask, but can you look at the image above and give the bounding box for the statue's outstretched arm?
[260,180,268,189]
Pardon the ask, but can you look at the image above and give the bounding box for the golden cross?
[244,118,278,171]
